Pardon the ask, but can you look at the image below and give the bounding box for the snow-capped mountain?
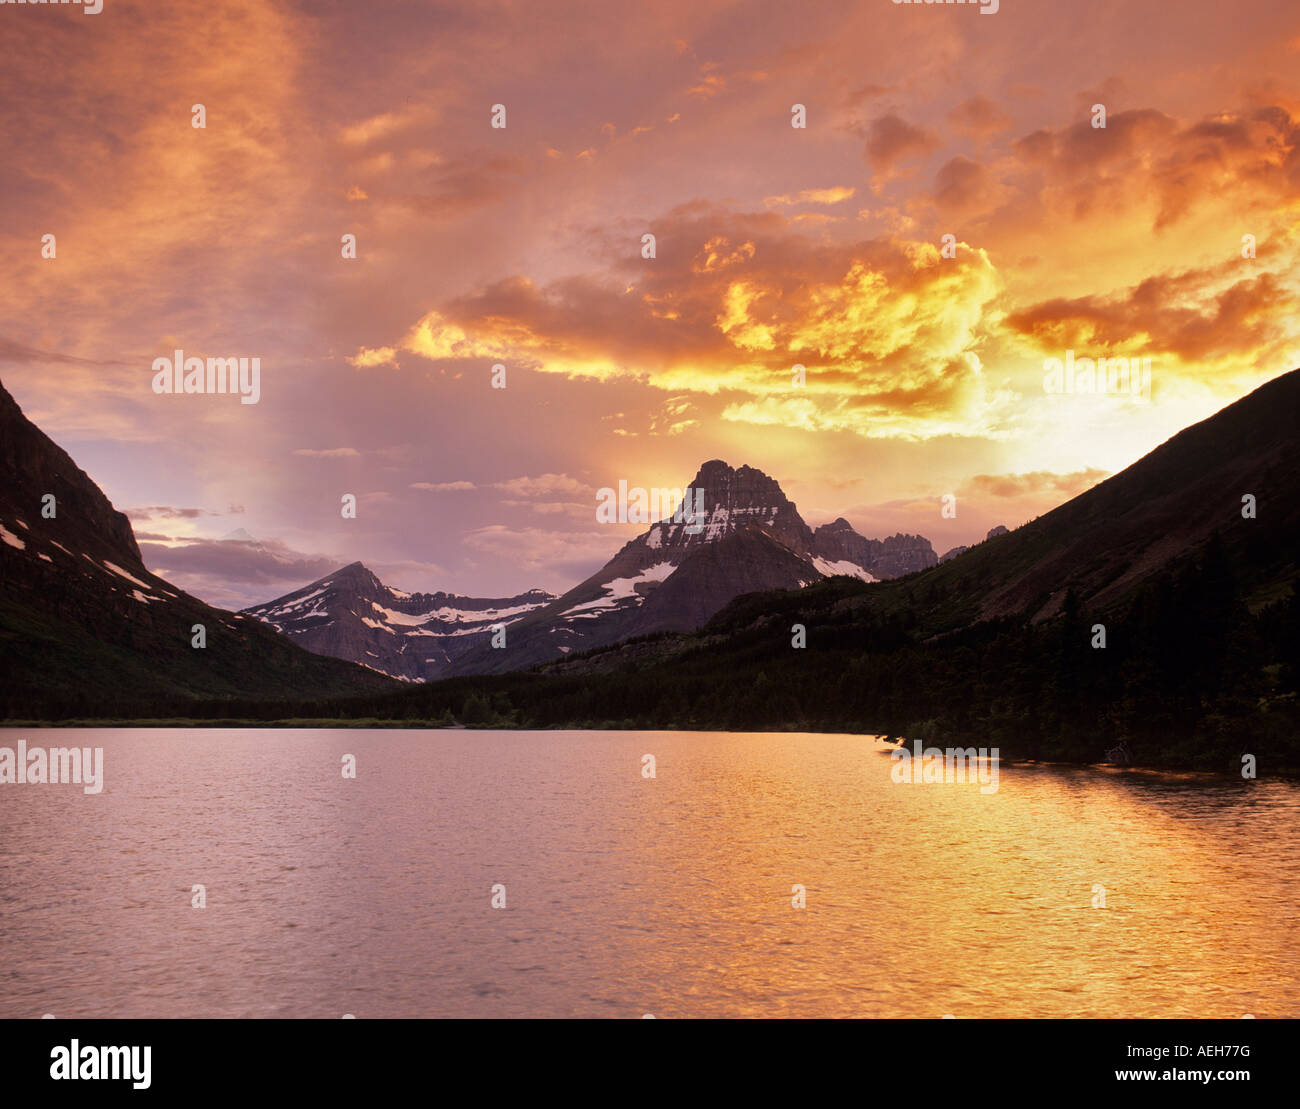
[444,460,931,676]
[240,562,555,681]
[241,460,942,681]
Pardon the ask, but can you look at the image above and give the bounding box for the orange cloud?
[960,469,1110,499]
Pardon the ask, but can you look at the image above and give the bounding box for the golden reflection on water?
[619,733,1298,1018]
[0,729,1295,1018]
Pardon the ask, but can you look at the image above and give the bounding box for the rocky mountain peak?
[688,460,791,509]
[330,560,380,584]
[811,520,938,578]
[639,460,813,555]
[242,563,557,681]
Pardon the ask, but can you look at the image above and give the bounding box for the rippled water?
[0,729,1296,1018]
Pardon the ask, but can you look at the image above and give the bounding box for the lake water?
[0,729,1296,1018]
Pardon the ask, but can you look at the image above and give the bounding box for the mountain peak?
[632,458,812,554]
[817,517,855,533]
[686,459,788,506]
[691,458,733,480]
[242,562,556,681]
[811,517,938,577]
[322,560,378,585]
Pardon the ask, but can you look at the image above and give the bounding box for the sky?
[2,0,1298,609]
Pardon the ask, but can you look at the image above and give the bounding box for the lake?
[0,729,1296,1018]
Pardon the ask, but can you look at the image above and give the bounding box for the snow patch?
[426,602,543,622]
[560,561,676,617]
[370,603,432,626]
[810,557,878,583]
[285,586,328,608]
[103,561,153,588]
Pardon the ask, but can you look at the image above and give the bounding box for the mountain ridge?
[293,367,1300,770]
[440,459,907,676]
[241,458,945,680]
[240,562,556,681]
[0,378,397,716]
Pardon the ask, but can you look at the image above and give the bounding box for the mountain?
[811,519,938,577]
[666,369,1299,641]
[0,379,396,717]
[241,562,555,681]
[902,370,1299,630]
[239,462,948,681]
[442,460,890,675]
[315,369,1300,769]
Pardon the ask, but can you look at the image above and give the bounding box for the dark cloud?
[125,505,245,521]
[933,155,991,212]
[860,114,938,171]
[140,536,343,608]
[947,95,1011,138]
[398,153,531,219]
[0,337,127,367]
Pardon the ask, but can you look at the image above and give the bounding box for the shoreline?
[2,719,1295,778]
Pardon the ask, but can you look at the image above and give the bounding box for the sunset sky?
[2,0,1298,608]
